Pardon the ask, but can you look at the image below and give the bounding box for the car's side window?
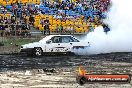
[50,36,61,43]
[61,36,73,43]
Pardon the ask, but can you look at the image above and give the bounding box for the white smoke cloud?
[74,0,132,55]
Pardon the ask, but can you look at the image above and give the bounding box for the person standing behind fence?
[11,15,16,31]
[56,24,63,34]
[29,15,35,25]
[0,17,4,36]
[43,17,50,35]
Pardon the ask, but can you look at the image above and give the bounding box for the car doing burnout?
[20,35,90,56]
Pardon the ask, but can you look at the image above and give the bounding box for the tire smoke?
[74,0,132,55]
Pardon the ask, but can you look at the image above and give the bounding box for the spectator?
[0,16,3,22]
[0,19,4,36]
[66,24,73,34]
[88,23,94,32]
[43,17,50,35]
[5,25,10,36]
[0,23,5,36]
[1,0,111,35]
[56,24,63,33]
[29,15,34,25]
[102,24,110,34]
[11,15,16,24]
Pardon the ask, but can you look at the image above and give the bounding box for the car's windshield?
[39,36,52,43]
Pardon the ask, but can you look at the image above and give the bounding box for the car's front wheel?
[34,47,43,56]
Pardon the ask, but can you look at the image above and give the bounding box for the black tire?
[34,47,43,56]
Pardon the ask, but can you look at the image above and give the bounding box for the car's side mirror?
[46,40,52,44]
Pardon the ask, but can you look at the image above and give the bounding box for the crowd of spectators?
[0,14,30,37]
[42,0,111,22]
[10,0,110,22]
[0,0,111,36]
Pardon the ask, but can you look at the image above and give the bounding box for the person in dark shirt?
[0,18,4,36]
[4,17,8,29]
[11,15,16,23]
[0,16,3,23]
[29,15,34,25]
[102,24,110,34]
[43,17,50,35]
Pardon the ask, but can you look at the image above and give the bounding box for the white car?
[20,35,90,56]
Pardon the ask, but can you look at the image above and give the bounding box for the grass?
[1,37,40,46]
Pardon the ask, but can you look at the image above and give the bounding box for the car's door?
[58,36,80,52]
[52,36,81,52]
[45,36,80,52]
[58,36,74,52]
[45,36,63,52]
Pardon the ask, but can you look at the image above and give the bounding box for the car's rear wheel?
[34,47,43,56]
